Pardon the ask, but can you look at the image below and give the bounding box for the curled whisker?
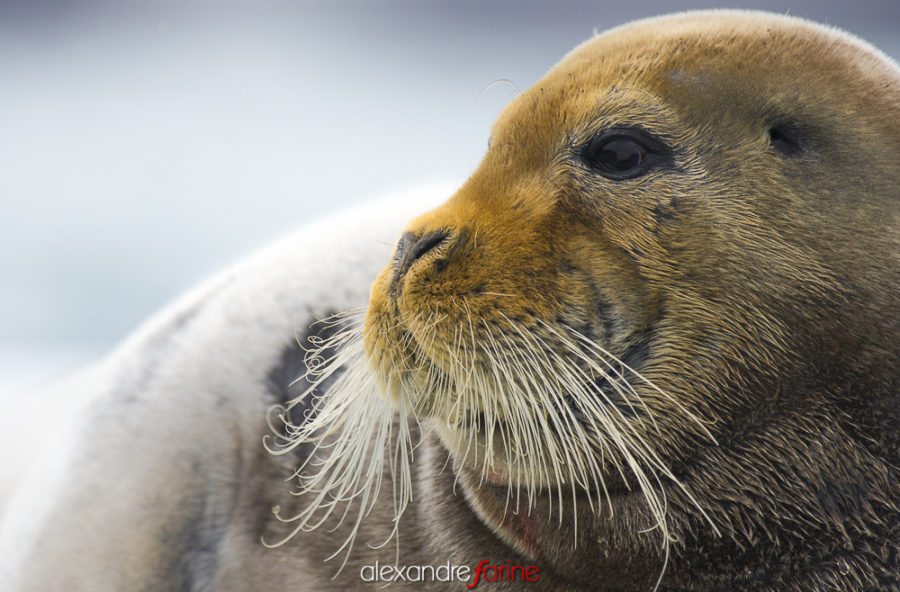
[265,304,716,589]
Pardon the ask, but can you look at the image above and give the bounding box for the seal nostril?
[409,230,448,261]
[395,229,450,279]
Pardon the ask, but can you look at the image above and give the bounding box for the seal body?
[2,11,899,592]
[0,187,460,591]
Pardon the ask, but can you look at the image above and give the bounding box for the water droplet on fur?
[838,560,850,576]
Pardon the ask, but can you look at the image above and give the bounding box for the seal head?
[267,10,900,591]
[361,10,900,590]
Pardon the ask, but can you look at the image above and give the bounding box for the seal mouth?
[427,331,658,493]
[457,338,651,433]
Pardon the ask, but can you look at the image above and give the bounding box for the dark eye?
[594,138,646,170]
[768,124,803,157]
[581,130,671,180]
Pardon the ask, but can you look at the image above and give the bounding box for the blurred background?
[1,0,897,404]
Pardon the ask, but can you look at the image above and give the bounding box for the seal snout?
[394,229,451,280]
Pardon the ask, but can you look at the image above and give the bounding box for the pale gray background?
[1,0,898,402]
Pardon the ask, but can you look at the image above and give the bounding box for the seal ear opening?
[768,123,804,157]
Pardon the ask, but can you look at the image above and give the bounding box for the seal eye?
[581,131,669,180]
[596,138,646,170]
[768,124,803,157]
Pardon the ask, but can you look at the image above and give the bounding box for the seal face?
[273,10,900,591]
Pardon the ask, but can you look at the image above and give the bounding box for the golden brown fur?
[273,10,900,591]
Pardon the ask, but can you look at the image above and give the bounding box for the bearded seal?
[2,10,898,592]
